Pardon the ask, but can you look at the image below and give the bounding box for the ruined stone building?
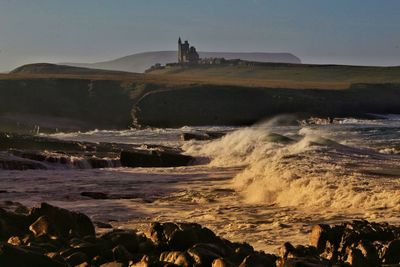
[178,37,199,64]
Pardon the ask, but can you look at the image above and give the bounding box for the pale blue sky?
[0,0,399,71]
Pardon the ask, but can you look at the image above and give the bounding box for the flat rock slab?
[120,149,194,168]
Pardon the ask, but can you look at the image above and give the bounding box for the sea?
[1,115,400,252]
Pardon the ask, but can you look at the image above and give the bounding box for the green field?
[148,62,400,89]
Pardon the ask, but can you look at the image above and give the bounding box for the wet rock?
[279,258,330,267]
[95,221,113,229]
[149,222,177,248]
[72,241,109,260]
[0,243,68,267]
[9,150,47,162]
[81,191,109,199]
[87,157,119,169]
[187,243,223,266]
[29,202,95,239]
[7,236,23,246]
[92,255,112,266]
[29,215,58,238]
[14,204,30,214]
[160,251,193,266]
[150,222,220,251]
[138,238,156,253]
[100,229,140,253]
[223,243,255,264]
[65,251,88,266]
[130,254,162,267]
[239,253,276,267]
[310,224,331,253]
[175,223,220,249]
[100,262,126,267]
[345,247,369,267]
[356,240,380,266]
[112,244,134,262]
[0,208,30,240]
[212,258,236,267]
[180,132,225,141]
[47,252,67,264]
[383,239,400,264]
[120,149,194,168]
[279,242,296,259]
[0,157,47,170]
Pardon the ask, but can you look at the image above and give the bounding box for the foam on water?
[2,117,400,251]
[184,121,400,213]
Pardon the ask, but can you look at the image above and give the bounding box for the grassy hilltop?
[148,62,400,89]
[1,62,400,130]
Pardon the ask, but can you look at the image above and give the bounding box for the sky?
[0,0,400,71]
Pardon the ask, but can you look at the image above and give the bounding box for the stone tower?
[178,37,199,64]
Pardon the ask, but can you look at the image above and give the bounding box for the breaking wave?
[184,120,400,211]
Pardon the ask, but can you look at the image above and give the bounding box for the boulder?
[239,253,275,267]
[29,202,95,239]
[160,251,193,266]
[309,224,331,253]
[100,229,140,253]
[65,251,88,266]
[71,241,110,260]
[29,215,58,238]
[356,240,380,266]
[187,243,223,266]
[120,149,193,168]
[382,239,400,264]
[95,221,113,229]
[112,244,133,262]
[278,258,330,267]
[345,247,369,267]
[100,262,126,267]
[212,258,236,267]
[167,224,219,251]
[0,243,68,267]
[0,208,31,240]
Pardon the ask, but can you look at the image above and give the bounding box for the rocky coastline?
[0,202,399,267]
[0,132,195,170]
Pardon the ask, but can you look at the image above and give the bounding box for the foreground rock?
[120,149,194,168]
[1,203,400,266]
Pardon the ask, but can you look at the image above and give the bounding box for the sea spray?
[183,121,400,211]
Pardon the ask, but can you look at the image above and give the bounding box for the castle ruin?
[178,37,199,64]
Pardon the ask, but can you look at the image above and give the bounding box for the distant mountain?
[63,51,301,73]
[11,63,133,75]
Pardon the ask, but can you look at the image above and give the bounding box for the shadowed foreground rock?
[0,203,399,266]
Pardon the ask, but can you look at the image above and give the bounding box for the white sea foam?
[184,120,400,212]
[3,118,399,251]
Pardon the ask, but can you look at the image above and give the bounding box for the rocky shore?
[0,132,194,170]
[0,202,399,267]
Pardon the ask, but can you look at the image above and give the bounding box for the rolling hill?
[63,51,301,73]
[10,63,133,75]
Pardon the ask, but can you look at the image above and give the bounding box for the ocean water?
[1,116,400,251]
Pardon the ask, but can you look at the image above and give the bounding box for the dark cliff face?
[0,79,135,132]
[1,76,400,132]
[133,84,400,127]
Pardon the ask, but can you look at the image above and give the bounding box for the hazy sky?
[0,0,400,71]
